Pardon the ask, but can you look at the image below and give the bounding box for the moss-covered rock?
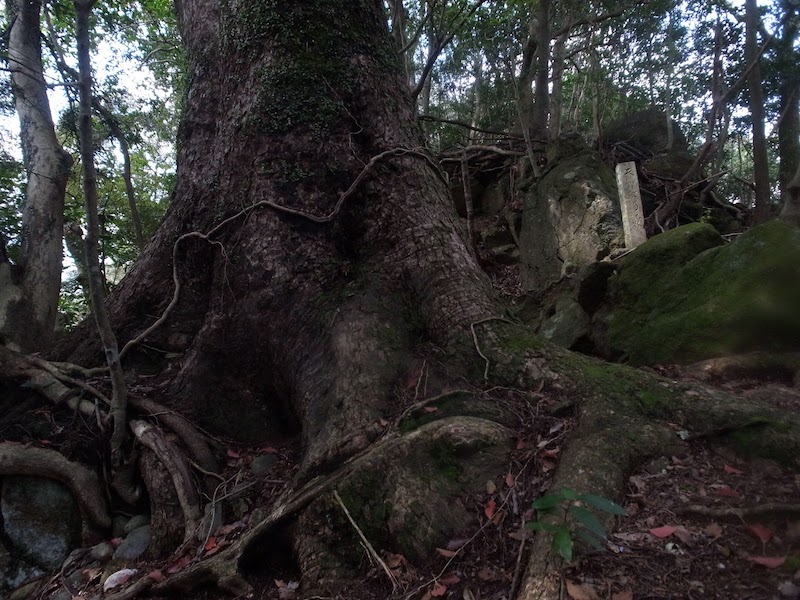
[593,220,800,365]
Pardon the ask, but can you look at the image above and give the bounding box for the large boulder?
[592,220,800,365]
[519,141,624,291]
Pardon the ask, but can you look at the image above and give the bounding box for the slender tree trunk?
[530,0,551,137]
[548,32,567,140]
[777,0,800,205]
[468,54,483,144]
[745,0,771,224]
[2,0,72,352]
[74,0,128,461]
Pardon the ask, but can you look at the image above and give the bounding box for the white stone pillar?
[615,161,647,249]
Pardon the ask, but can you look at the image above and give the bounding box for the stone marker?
[615,161,647,249]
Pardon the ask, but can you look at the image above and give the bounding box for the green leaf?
[578,494,627,516]
[532,494,563,511]
[527,521,561,532]
[552,528,573,562]
[575,528,605,551]
[569,505,608,540]
[558,487,577,501]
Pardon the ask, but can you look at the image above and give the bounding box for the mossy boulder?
[593,220,800,365]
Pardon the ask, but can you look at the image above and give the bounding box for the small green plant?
[527,488,627,562]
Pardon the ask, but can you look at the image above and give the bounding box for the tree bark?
[776,0,800,206]
[745,0,771,224]
[2,0,72,352]
[55,1,800,596]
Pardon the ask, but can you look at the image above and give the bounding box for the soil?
[19,367,800,600]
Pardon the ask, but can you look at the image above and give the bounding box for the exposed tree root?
[0,443,110,533]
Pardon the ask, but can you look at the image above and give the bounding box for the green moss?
[598,221,800,365]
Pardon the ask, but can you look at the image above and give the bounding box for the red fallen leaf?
[724,464,744,475]
[484,498,497,519]
[515,438,528,450]
[436,548,457,558]
[204,536,217,551]
[747,556,786,568]
[378,418,388,428]
[649,525,677,538]
[440,573,460,585]
[109,537,123,548]
[715,485,740,498]
[747,523,773,543]
[430,582,447,597]
[423,406,438,413]
[166,555,192,574]
[147,570,165,582]
[259,446,279,454]
[541,459,557,471]
[505,472,516,488]
[226,449,241,459]
[543,448,561,458]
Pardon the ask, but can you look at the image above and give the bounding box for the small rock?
[113,526,151,561]
[122,515,150,535]
[779,581,800,598]
[103,568,138,592]
[8,580,44,600]
[90,542,114,562]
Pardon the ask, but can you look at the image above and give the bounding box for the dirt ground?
[14,368,798,600]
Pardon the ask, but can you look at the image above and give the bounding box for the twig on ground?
[678,502,800,519]
[333,490,399,592]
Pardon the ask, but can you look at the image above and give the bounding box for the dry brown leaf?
[566,579,600,600]
[436,548,457,558]
[673,526,693,545]
[430,582,447,597]
[505,472,516,488]
[612,591,633,600]
[385,553,405,568]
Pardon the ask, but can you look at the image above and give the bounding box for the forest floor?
[21,368,798,600]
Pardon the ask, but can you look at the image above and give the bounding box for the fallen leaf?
[505,472,516,488]
[275,580,286,588]
[385,554,406,569]
[218,521,246,535]
[541,459,557,471]
[549,422,564,434]
[226,449,241,459]
[430,582,447,597]
[566,579,600,600]
[463,586,476,600]
[259,446,279,454]
[204,536,217,551]
[147,571,165,582]
[747,556,786,568]
[446,538,469,551]
[704,523,723,539]
[747,523,773,544]
[612,590,633,600]
[378,418,388,428]
[508,527,533,541]
[542,448,561,458]
[515,438,528,450]
[166,555,191,574]
[424,406,438,413]
[486,480,497,494]
[649,525,677,538]
[484,498,497,519]
[724,464,744,475]
[714,485,740,498]
[674,526,693,545]
[440,573,460,585]
[436,548,457,558]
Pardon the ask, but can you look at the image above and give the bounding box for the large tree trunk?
[57,1,800,598]
[2,0,72,352]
